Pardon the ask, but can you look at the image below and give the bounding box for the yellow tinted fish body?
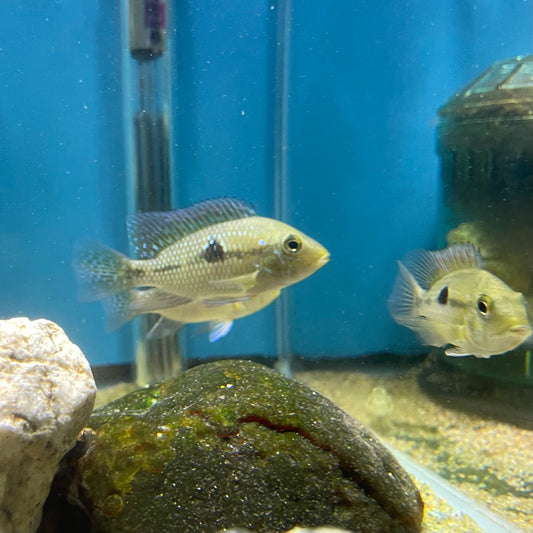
[157,289,280,324]
[129,216,327,298]
[388,244,532,358]
[75,198,329,307]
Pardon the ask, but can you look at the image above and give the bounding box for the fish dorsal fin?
[402,243,485,290]
[127,198,256,258]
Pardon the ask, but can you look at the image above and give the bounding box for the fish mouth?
[317,252,330,267]
[509,324,533,338]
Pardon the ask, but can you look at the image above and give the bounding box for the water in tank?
[0,1,532,532]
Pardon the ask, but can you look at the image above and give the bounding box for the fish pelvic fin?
[73,240,134,302]
[147,317,184,340]
[388,260,425,323]
[208,320,234,342]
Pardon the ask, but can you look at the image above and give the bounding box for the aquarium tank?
[0,1,532,533]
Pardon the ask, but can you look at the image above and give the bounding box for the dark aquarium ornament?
[436,55,533,385]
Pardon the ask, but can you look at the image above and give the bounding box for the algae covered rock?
[81,360,423,533]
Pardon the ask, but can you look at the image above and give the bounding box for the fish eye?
[283,234,302,254]
[437,286,449,305]
[477,296,491,316]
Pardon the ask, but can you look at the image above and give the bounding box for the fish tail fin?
[388,260,425,324]
[101,290,141,332]
[73,240,134,302]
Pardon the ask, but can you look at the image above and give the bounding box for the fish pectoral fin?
[202,296,251,307]
[208,320,234,342]
[445,345,495,358]
[135,289,193,313]
[399,316,461,349]
[444,345,472,357]
[146,317,184,340]
[208,271,259,294]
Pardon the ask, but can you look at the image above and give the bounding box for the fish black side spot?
[204,238,224,263]
[437,286,449,305]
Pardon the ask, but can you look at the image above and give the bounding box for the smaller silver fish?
[103,288,280,342]
[388,244,532,358]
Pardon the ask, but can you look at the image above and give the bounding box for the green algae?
[82,416,176,510]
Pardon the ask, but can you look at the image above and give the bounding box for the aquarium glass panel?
[0,1,532,532]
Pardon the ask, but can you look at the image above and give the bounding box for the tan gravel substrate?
[295,359,533,533]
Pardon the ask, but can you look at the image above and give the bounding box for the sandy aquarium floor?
[295,353,533,533]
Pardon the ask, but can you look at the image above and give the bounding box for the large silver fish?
[74,198,329,309]
[388,244,532,358]
[103,288,280,342]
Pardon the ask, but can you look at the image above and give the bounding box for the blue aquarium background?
[0,1,531,366]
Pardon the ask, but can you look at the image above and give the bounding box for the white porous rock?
[0,317,96,533]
